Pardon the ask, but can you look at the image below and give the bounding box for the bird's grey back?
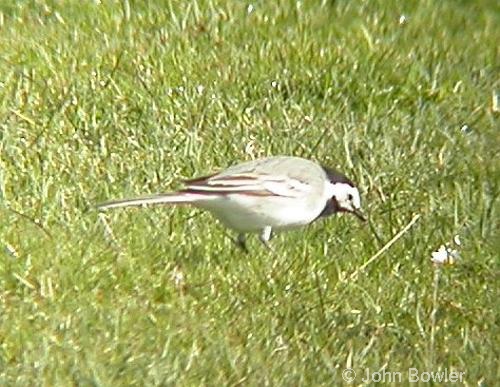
[217,156,326,185]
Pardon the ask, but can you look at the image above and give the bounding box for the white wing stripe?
[186,176,312,197]
[186,184,266,192]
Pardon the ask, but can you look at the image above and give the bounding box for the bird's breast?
[196,194,325,233]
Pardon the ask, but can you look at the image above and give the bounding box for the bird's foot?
[235,233,249,254]
[259,226,273,250]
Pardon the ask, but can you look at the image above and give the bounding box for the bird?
[97,156,366,250]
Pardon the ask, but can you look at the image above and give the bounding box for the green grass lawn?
[1,0,498,385]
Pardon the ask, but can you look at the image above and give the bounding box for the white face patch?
[326,182,362,212]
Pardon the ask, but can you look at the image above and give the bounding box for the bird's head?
[321,167,366,222]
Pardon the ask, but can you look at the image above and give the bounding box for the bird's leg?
[235,233,249,253]
[259,226,273,250]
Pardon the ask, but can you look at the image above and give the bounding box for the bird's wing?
[184,172,311,198]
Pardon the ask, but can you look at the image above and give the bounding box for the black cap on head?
[321,166,355,187]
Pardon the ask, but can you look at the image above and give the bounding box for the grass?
[0,0,498,385]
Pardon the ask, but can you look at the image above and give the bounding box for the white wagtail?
[97,156,366,250]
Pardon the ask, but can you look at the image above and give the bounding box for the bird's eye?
[347,194,353,201]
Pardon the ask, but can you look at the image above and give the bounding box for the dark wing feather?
[182,172,309,197]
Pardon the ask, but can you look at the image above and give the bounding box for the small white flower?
[453,234,461,246]
[271,80,278,88]
[196,85,204,95]
[431,245,448,264]
[399,15,408,25]
[431,244,459,265]
[247,4,255,14]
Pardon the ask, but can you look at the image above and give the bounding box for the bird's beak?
[351,208,367,222]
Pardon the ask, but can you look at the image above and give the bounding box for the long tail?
[97,192,200,210]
